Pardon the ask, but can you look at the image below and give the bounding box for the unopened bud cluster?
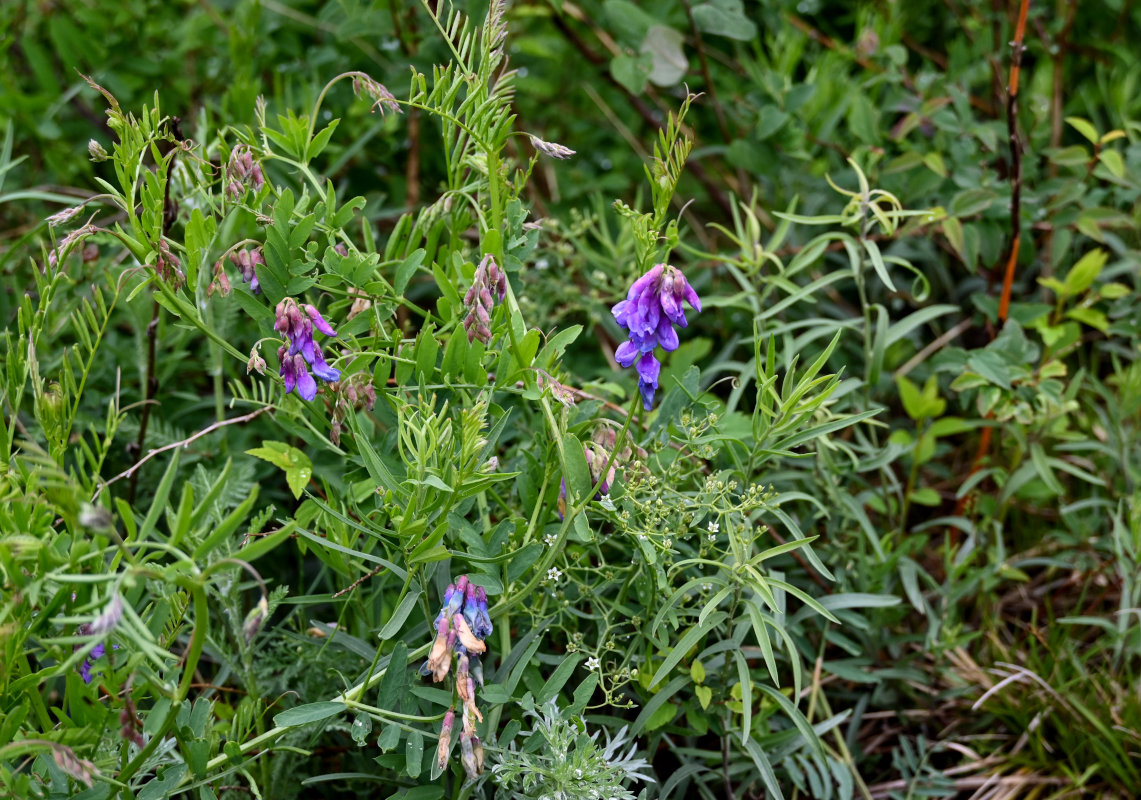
[352,75,401,117]
[463,254,507,344]
[226,144,265,199]
[329,374,377,445]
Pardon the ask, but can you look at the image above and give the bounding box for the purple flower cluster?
[612,264,701,410]
[274,298,340,401]
[422,575,491,778]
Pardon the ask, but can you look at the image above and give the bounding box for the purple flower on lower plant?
[612,264,700,410]
[275,299,340,400]
[79,642,105,684]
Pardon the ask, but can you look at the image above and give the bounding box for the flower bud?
[88,140,109,162]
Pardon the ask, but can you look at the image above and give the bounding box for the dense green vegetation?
[2,1,1139,798]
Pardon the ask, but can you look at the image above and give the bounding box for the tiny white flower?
[547,567,562,582]
[543,533,557,546]
[585,656,600,671]
[707,520,720,534]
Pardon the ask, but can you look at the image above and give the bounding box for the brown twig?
[332,564,386,598]
[954,0,1031,531]
[93,406,272,501]
[127,300,161,504]
[997,0,1031,324]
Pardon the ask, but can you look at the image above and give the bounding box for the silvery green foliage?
[492,696,653,800]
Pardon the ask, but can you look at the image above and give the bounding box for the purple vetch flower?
[79,642,105,684]
[275,299,340,400]
[612,264,701,410]
[74,596,123,685]
[463,585,492,641]
[229,247,264,294]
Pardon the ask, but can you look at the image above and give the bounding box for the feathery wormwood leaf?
[188,459,257,524]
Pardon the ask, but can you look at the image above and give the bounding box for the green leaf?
[377,641,409,711]
[273,702,346,728]
[1062,249,1107,297]
[394,248,426,296]
[611,52,653,94]
[690,659,706,684]
[641,25,688,87]
[537,655,582,704]
[1065,116,1099,144]
[561,433,590,505]
[404,729,423,779]
[649,612,728,688]
[1066,306,1108,332]
[307,119,340,161]
[695,684,712,709]
[910,487,941,506]
[377,590,420,640]
[691,0,757,40]
[246,441,312,499]
[897,375,924,421]
[966,350,1012,389]
[644,702,677,731]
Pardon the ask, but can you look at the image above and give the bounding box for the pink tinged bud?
[247,348,267,375]
[452,614,486,654]
[472,736,484,772]
[90,594,124,636]
[436,709,455,770]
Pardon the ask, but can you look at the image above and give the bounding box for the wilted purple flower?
[420,575,493,721]
[529,135,575,159]
[275,299,340,400]
[612,264,701,409]
[463,254,507,344]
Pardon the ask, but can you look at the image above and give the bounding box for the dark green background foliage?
[2,1,1140,799]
